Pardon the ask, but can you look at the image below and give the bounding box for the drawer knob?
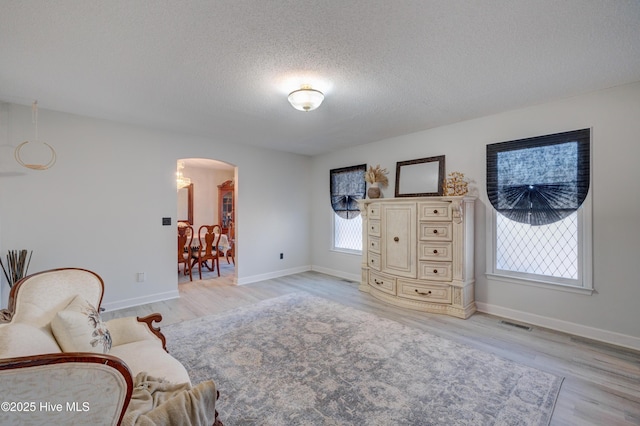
[433,249,438,254]
[394,237,399,242]
[371,259,374,263]
[415,289,432,296]
[374,279,383,285]
[433,269,438,274]
[433,209,438,214]
[433,229,438,234]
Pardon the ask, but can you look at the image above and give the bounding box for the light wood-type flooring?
[103,263,640,425]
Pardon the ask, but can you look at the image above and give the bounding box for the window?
[330,165,366,252]
[334,213,362,251]
[486,129,592,291]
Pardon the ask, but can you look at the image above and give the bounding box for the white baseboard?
[237,265,360,286]
[476,301,640,352]
[311,265,360,283]
[236,265,312,285]
[102,290,180,312]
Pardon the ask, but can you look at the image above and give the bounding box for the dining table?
[185,232,231,258]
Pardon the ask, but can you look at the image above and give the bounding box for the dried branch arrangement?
[365,164,389,186]
[0,250,33,288]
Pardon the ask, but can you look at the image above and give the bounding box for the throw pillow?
[0,323,62,358]
[51,295,112,354]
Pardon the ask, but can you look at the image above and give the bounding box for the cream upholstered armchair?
[0,268,221,426]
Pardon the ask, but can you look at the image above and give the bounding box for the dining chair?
[192,224,222,279]
[178,225,194,281]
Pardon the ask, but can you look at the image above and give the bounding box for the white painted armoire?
[358,196,476,319]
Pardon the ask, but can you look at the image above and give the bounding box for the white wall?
[0,103,312,310]
[311,82,640,350]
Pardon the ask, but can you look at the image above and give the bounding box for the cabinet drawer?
[418,261,452,281]
[419,222,452,241]
[368,220,381,237]
[368,252,381,271]
[369,271,396,295]
[368,204,381,219]
[368,236,380,253]
[398,280,451,303]
[418,242,453,261]
[418,202,452,221]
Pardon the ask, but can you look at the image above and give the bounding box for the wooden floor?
[104,264,640,426]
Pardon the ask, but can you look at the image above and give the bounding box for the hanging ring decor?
[14,141,57,170]
[14,101,57,170]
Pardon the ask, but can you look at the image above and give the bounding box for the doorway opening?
[177,157,237,284]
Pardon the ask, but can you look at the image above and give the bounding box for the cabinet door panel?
[217,180,234,234]
[381,203,416,278]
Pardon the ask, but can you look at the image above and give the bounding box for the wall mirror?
[177,183,194,224]
[395,155,445,197]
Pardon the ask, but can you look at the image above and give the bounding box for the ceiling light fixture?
[287,85,324,112]
[176,161,191,190]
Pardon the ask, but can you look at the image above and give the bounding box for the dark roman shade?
[330,164,366,219]
[487,129,590,226]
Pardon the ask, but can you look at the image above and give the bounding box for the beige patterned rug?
[164,293,562,425]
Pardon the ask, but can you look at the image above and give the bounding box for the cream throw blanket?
[123,372,217,426]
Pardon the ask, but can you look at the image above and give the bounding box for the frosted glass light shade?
[176,161,191,190]
[288,87,324,111]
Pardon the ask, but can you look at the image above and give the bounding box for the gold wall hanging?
[14,101,57,170]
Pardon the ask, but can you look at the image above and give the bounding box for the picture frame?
[395,155,445,197]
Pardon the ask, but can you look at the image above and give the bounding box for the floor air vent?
[499,320,532,331]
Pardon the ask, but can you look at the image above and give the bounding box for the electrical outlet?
[136,272,146,282]
[280,253,283,260]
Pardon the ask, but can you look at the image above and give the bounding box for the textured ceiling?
[1,1,639,156]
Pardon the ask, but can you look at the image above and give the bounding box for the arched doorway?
[177,157,237,283]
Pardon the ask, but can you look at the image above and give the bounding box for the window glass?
[334,213,362,251]
[496,211,578,280]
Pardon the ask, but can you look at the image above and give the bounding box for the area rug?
[163,293,562,425]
